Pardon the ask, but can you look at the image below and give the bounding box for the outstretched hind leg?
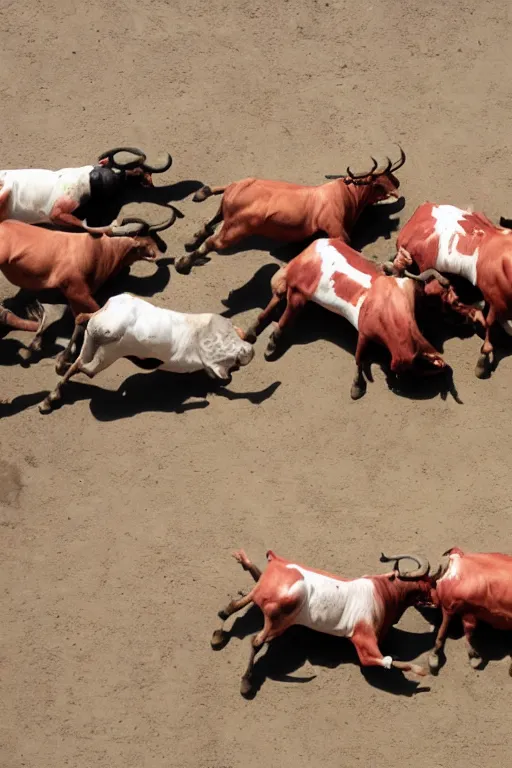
[185,206,223,251]
[351,335,369,400]
[240,618,272,697]
[211,591,254,649]
[175,224,246,274]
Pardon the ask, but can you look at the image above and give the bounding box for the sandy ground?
[1,1,512,766]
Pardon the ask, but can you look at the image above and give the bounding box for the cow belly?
[289,565,376,637]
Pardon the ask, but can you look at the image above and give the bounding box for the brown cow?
[0,215,174,368]
[175,149,406,273]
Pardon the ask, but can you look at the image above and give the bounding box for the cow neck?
[339,182,375,235]
[88,236,134,287]
[372,574,428,632]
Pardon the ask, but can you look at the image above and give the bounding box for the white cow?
[39,293,255,413]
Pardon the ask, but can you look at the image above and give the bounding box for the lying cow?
[0,146,172,234]
[388,203,506,379]
[39,293,255,413]
[243,238,455,398]
[175,148,406,273]
[212,548,431,696]
[0,215,175,364]
[426,547,512,675]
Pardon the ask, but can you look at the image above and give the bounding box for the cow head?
[380,552,433,605]
[326,147,405,204]
[126,236,161,264]
[345,147,405,203]
[97,147,173,189]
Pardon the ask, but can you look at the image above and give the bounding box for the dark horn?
[141,152,173,174]
[404,268,450,288]
[119,211,177,234]
[391,145,406,172]
[98,147,147,170]
[380,552,430,580]
[346,156,379,180]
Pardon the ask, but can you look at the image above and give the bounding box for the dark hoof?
[38,399,53,414]
[175,257,192,275]
[193,186,211,202]
[244,328,257,344]
[184,241,198,252]
[350,383,366,400]
[240,676,253,697]
[469,655,483,670]
[55,360,71,376]
[211,629,227,649]
[428,653,440,674]
[475,357,490,379]
[217,608,229,621]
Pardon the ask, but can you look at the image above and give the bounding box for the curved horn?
[98,147,147,170]
[391,145,406,172]
[404,268,451,288]
[141,152,173,174]
[346,156,379,180]
[119,211,177,234]
[430,554,451,580]
[376,156,393,176]
[380,552,430,580]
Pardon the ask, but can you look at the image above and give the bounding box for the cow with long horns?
[0,215,175,364]
[0,147,172,235]
[175,148,406,273]
[241,237,454,399]
[212,548,431,697]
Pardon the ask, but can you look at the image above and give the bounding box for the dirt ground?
[1,0,512,766]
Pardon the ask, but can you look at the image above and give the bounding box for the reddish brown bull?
[175,149,406,273]
[0,215,174,367]
[427,547,512,674]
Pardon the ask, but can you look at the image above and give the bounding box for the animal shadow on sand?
[415,605,512,674]
[74,178,205,230]
[45,369,281,421]
[213,604,432,698]
[0,257,174,367]
[221,265,476,404]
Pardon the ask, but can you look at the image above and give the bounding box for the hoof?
[217,608,229,621]
[428,653,440,673]
[193,186,211,202]
[244,329,257,344]
[211,629,226,649]
[18,347,32,363]
[469,655,483,669]
[350,383,366,400]
[475,357,490,379]
[240,676,253,697]
[38,399,53,414]
[55,362,70,376]
[175,257,192,275]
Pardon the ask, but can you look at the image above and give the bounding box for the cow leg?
[40,333,120,413]
[211,591,255,649]
[240,618,273,697]
[461,614,482,669]
[244,293,284,343]
[428,607,452,672]
[475,307,496,379]
[351,334,369,400]
[351,625,427,676]
[18,303,68,363]
[56,287,100,373]
[185,206,223,250]
[175,224,246,274]
[265,288,306,360]
[233,549,262,583]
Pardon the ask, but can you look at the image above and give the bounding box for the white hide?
[431,205,479,285]
[0,166,93,223]
[286,563,380,638]
[77,293,254,379]
[311,239,371,329]
[436,553,461,584]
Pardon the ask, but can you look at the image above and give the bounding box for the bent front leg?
[428,607,452,672]
[265,288,306,360]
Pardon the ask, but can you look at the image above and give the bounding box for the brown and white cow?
[212,549,431,696]
[175,149,406,273]
[243,237,454,398]
[427,547,512,675]
[0,147,172,234]
[389,203,509,378]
